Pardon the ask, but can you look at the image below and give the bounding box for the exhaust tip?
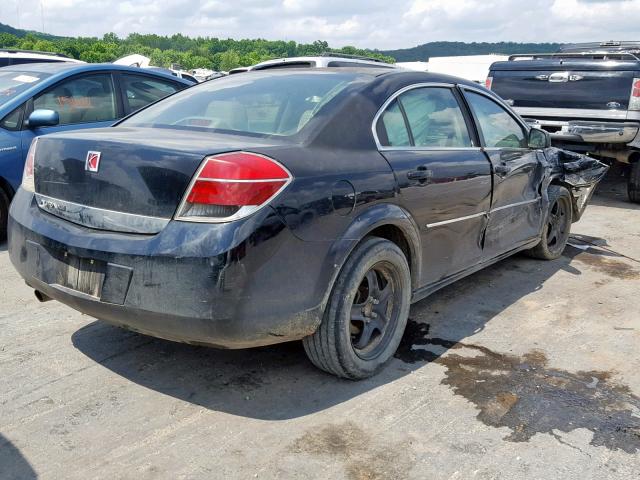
[34,290,52,303]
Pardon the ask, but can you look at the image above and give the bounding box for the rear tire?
[0,187,9,242]
[628,161,640,203]
[303,237,411,379]
[526,185,572,260]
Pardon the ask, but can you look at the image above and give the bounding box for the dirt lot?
[1,173,639,480]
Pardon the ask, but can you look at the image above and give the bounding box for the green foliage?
[0,22,394,71]
[0,21,566,69]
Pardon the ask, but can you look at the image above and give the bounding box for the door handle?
[494,164,511,175]
[407,167,433,182]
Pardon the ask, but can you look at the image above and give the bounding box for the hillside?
[1,22,564,69]
[0,22,62,41]
[379,41,562,61]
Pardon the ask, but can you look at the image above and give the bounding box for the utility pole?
[41,1,46,33]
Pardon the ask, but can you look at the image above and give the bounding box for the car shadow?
[0,434,37,480]
[71,248,589,421]
[589,168,639,210]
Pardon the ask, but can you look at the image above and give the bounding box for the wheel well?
[367,224,415,285]
[0,177,14,202]
[629,151,640,164]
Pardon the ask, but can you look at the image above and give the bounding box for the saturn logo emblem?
[85,151,101,172]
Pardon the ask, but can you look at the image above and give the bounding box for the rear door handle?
[407,167,433,182]
[494,164,511,175]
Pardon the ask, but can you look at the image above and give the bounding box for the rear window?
[122,71,364,136]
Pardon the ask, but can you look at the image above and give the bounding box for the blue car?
[0,62,193,238]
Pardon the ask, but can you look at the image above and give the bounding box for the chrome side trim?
[35,193,170,234]
[426,211,486,228]
[424,197,541,228]
[379,146,482,152]
[515,107,629,120]
[491,198,540,213]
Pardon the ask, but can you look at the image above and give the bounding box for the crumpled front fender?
[543,147,609,221]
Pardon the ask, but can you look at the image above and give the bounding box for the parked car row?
[4,59,608,378]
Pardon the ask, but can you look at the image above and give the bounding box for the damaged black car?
[7,68,608,379]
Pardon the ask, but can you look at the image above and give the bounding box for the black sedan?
[8,68,607,379]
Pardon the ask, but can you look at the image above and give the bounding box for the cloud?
[4,0,639,50]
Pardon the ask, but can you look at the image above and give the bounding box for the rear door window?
[377,87,472,148]
[120,74,181,114]
[33,73,117,125]
[378,100,410,146]
[465,91,526,148]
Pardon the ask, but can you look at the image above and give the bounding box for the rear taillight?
[485,76,493,90]
[176,151,292,222]
[629,78,640,111]
[21,137,38,193]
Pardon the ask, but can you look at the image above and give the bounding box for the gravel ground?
[1,173,639,479]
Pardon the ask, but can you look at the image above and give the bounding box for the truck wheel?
[629,161,640,203]
[526,185,572,260]
[303,237,411,379]
[0,187,9,242]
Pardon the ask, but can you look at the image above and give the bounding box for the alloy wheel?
[349,262,402,360]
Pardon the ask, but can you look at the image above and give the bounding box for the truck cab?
[487,41,640,202]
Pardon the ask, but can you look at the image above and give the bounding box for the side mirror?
[27,109,59,128]
[528,127,551,149]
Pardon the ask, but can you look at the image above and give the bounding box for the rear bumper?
[525,118,640,144]
[8,188,333,348]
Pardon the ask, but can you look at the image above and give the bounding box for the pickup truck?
[487,42,640,202]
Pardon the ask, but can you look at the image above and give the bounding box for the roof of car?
[251,55,396,70]
[0,49,81,61]
[0,62,190,79]
[244,66,484,88]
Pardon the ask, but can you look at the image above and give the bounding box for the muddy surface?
[291,422,414,480]
[564,244,640,280]
[396,320,640,454]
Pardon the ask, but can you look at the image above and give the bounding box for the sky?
[2,0,639,50]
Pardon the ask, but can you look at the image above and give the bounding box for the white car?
[238,54,397,73]
[0,49,83,68]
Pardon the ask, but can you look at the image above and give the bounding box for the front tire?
[526,185,572,260]
[0,187,9,242]
[303,237,411,379]
[628,161,640,203]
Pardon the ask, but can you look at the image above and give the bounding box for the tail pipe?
[34,290,53,303]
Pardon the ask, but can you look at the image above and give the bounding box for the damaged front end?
[544,147,609,221]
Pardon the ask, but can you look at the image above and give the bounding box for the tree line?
[380,41,562,62]
[0,30,395,71]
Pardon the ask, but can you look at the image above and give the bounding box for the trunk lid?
[34,127,286,231]
[490,59,638,110]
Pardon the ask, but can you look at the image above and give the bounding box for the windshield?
[0,70,50,102]
[122,71,366,136]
